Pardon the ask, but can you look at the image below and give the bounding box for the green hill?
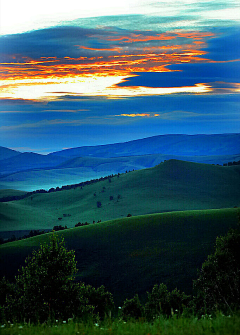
[0,160,240,232]
[1,208,239,306]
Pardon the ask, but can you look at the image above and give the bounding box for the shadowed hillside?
[1,208,239,306]
[0,160,239,232]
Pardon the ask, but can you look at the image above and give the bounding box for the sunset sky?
[0,0,240,153]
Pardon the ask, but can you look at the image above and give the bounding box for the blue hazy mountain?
[49,133,240,158]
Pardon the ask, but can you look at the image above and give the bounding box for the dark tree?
[194,227,240,314]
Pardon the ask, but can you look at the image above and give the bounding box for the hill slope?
[1,208,239,305]
[0,160,239,231]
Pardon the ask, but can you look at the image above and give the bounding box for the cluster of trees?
[1,226,239,324]
[75,220,101,227]
[223,160,240,166]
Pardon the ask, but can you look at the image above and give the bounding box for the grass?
[0,160,240,232]
[1,314,240,335]
[1,207,239,306]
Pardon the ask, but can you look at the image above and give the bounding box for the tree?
[7,234,78,322]
[194,227,240,314]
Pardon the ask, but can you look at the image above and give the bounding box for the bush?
[80,284,114,319]
[120,294,144,321]
[145,284,191,320]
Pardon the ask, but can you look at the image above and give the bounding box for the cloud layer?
[0,2,239,152]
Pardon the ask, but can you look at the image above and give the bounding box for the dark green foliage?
[0,277,15,307]
[1,234,115,323]
[145,284,191,320]
[79,284,114,319]
[120,295,144,320]
[3,234,79,322]
[194,227,240,314]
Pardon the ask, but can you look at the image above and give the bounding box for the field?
[1,314,240,335]
[1,207,239,307]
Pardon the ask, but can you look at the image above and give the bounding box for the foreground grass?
[1,314,240,335]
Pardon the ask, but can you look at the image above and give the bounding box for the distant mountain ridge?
[50,133,240,158]
[0,146,20,161]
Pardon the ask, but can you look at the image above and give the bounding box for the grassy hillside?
[1,207,239,306]
[0,160,239,232]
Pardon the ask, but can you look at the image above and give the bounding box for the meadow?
[1,314,240,335]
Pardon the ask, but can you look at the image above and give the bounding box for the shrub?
[120,294,144,320]
[80,284,114,319]
[145,284,191,320]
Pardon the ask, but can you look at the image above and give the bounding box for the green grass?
[1,207,239,306]
[0,160,240,232]
[1,314,240,335]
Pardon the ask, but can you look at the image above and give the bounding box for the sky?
[0,0,240,154]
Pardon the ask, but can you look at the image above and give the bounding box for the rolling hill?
[0,153,240,192]
[0,133,239,191]
[1,207,239,306]
[0,160,239,233]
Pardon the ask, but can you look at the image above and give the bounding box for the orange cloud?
[105,32,177,43]
[77,46,122,53]
[0,28,219,100]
